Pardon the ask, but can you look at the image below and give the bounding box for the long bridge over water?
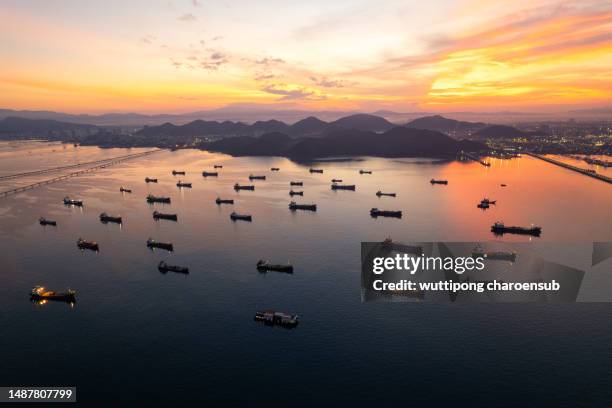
[527,153,612,184]
[0,149,163,198]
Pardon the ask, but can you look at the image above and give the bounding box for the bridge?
[0,149,163,198]
[527,153,612,184]
[459,151,491,167]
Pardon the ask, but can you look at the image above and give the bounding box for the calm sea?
[1,141,611,407]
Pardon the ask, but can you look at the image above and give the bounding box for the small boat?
[491,221,541,236]
[234,183,255,191]
[172,170,186,175]
[359,170,372,174]
[331,179,342,183]
[230,212,252,221]
[146,238,174,251]
[290,181,303,186]
[39,217,57,226]
[215,197,234,205]
[99,213,122,224]
[331,184,356,191]
[249,174,266,180]
[30,286,75,303]
[63,197,83,206]
[254,311,298,328]
[214,164,223,169]
[256,260,293,273]
[176,181,192,188]
[158,261,189,274]
[119,186,132,193]
[271,167,280,171]
[501,184,507,187]
[430,179,448,185]
[289,190,303,196]
[309,168,323,173]
[146,194,171,204]
[477,201,490,209]
[376,191,396,197]
[471,245,517,262]
[153,211,178,221]
[77,238,99,251]
[202,171,219,177]
[370,208,402,218]
[288,201,317,211]
[145,177,158,183]
[481,198,497,205]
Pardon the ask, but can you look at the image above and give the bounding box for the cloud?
[139,35,156,45]
[261,84,325,101]
[254,73,276,81]
[252,57,285,66]
[170,58,182,68]
[179,13,197,22]
[310,76,350,88]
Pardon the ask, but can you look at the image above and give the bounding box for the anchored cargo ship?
[290,181,303,186]
[176,181,192,188]
[215,198,234,205]
[202,171,219,177]
[30,286,76,303]
[153,211,177,221]
[491,221,541,236]
[249,175,266,180]
[77,238,99,251]
[254,311,299,328]
[172,170,186,175]
[376,191,396,197]
[430,179,448,185]
[288,201,317,211]
[39,217,57,226]
[360,170,372,174]
[145,177,158,183]
[146,238,174,251]
[146,194,171,204]
[119,186,132,193]
[158,261,189,274]
[370,208,402,218]
[472,245,517,262]
[331,184,356,191]
[234,183,255,191]
[63,197,83,206]
[331,179,342,183]
[289,190,303,196]
[271,167,280,171]
[309,168,323,173]
[256,260,294,273]
[230,212,252,221]
[99,213,122,224]
[214,164,223,169]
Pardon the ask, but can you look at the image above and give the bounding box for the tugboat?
[289,190,303,196]
[331,179,342,183]
[214,164,223,169]
[215,197,234,205]
[288,201,317,211]
[119,186,132,193]
[145,177,158,183]
[230,212,252,222]
[63,197,83,206]
[472,244,517,262]
[430,179,448,185]
[360,170,372,174]
[146,194,171,204]
[158,261,189,274]
[271,167,280,171]
[254,311,299,328]
[256,260,294,273]
[376,191,396,197]
[290,181,303,186]
[234,183,255,191]
[370,208,402,218]
[172,170,186,175]
[176,180,192,188]
[249,175,266,180]
[153,211,178,221]
[99,213,122,224]
[309,168,323,173]
[30,286,76,303]
[77,238,99,251]
[39,217,57,226]
[202,171,219,177]
[146,238,174,251]
[331,184,356,191]
[491,221,541,236]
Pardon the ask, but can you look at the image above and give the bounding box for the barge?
[256,260,294,273]
[491,221,541,236]
[147,238,174,251]
[202,171,219,177]
[430,179,448,185]
[153,211,178,221]
[158,261,189,274]
[249,175,266,180]
[215,197,234,205]
[254,311,299,328]
[331,184,356,191]
[100,213,122,224]
[289,201,317,211]
[370,208,402,218]
[77,238,99,251]
[146,194,171,204]
[39,217,57,226]
[234,183,255,191]
[230,212,252,221]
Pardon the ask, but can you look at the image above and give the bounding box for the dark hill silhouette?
[288,116,329,136]
[329,114,395,132]
[472,125,546,139]
[0,117,98,139]
[406,115,485,133]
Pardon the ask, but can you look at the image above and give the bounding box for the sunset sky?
[1,0,611,114]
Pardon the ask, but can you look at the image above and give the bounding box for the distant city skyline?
[1,0,611,114]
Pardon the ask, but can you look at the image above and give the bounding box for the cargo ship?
[215,198,234,205]
[30,286,76,303]
[176,181,192,188]
[309,168,323,173]
[331,179,342,183]
[359,170,372,174]
[254,311,299,328]
[146,194,171,204]
[249,175,266,180]
[290,181,303,186]
[430,179,448,185]
[39,217,57,226]
[331,184,356,191]
[271,167,280,171]
[63,197,83,206]
[158,261,189,274]
[289,190,303,196]
[376,191,396,197]
[230,212,252,221]
[119,186,132,193]
[202,171,219,177]
[172,170,186,175]
[153,211,178,221]
[145,177,158,183]
[370,208,402,218]
[256,260,294,273]
[77,238,99,251]
[491,221,541,236]
[471,244,517,262]
[234,183,255,191]
[288,201,317,211]
[99,213,122,224]
[146,238,174,251]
